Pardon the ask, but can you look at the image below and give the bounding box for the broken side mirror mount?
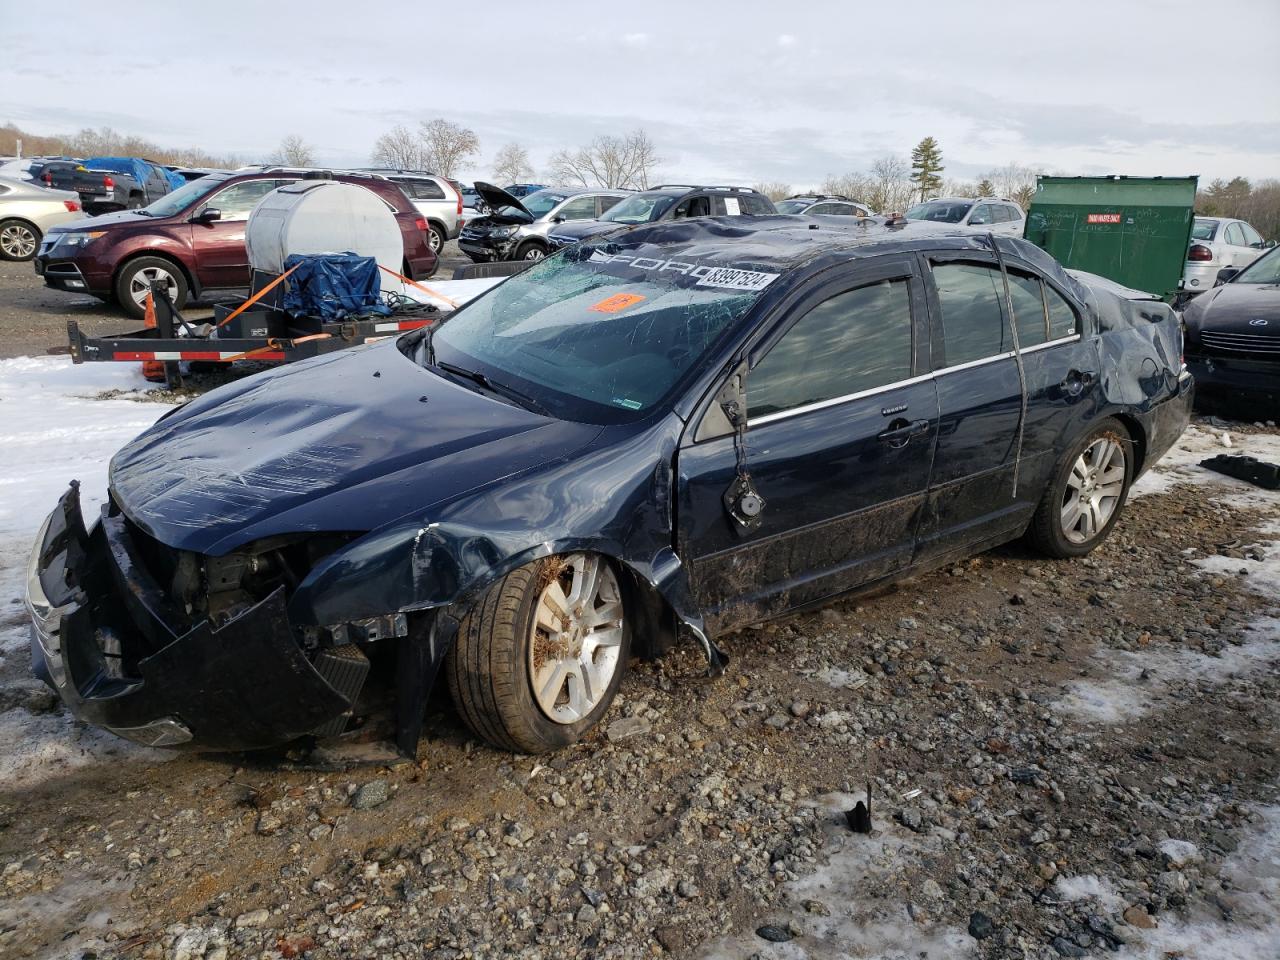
[1215,266,1240,286]
[716,364,766,532]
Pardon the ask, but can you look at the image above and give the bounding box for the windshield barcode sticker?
[695,267,780,291]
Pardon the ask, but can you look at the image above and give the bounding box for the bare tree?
[820,172,875,204]
[418,118,480,178]
[371,125,428,170]
[869,155,915,213]
[491,143,535,185]
[269,135,315,167]
[983,163,1038,208]
[752,181,792,201]
[548,129,660,190]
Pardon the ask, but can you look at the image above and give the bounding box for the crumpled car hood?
[109,344,601,555]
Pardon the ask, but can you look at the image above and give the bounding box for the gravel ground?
[0,417,1277,960]
[0,244,470,359]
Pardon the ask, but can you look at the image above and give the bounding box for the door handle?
[877,418,931,448]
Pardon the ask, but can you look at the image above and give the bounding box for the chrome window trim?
[748,372,935,427]
[745,333,1083,429]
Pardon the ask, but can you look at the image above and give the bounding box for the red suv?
[33,168,438,318]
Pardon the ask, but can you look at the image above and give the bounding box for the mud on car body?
[28,218,1192,756]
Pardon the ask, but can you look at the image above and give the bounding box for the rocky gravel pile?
[1,419,1278,960]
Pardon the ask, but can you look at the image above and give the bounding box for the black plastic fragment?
[844,800,872,834]
[1199,454,1280,490]
[755,925,793,943]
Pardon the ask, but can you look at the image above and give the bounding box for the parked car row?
[32,167,437,317]
[0,178,84,261]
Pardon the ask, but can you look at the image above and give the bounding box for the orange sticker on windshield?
[590,293,646,313]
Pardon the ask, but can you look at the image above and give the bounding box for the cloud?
[777,34,798,48]
[622,33,649,48]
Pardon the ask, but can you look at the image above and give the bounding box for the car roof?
[595,215,1072,280]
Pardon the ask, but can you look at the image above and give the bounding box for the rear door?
[191,179,292,288]
[678,257,938,633]
[914,256,1026,561]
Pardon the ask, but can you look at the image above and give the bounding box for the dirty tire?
[0,219,40,261]
[1028,417,1133,559]
[115,256,188,319]
[515,241,546,262]
[446,556,629,754]
[427,224,446,254]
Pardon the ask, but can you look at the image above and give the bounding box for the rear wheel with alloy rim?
[1028,419,1132,558]
[447,553,629,754]
[0,220,40,261]
[427,224,445,254]
[115,256,189,319]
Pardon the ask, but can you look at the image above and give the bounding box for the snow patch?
[699,792,975,959]
[1055,618,1280,724]
[1051,874,1123,910]
[1130,423,1280,501]
[1115,804,1280,960]
[0,707,170,789]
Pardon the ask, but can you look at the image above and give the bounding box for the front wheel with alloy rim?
[0,220,40,261]
[515,241,546,261]
[1028,419,1133,558]
[447,553,629,754]
[115,256,189,319]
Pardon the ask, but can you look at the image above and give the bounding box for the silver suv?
[459,184,630,262]
[905,197,1026,236]
[359,169,462,254]
[775,194,874,217]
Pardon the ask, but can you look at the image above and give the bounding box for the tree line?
[5,121,1273,239]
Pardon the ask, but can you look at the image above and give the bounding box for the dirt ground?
[0,244,471,360]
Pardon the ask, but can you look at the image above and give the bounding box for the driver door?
[677,257,939,634]
[191,178,291,289]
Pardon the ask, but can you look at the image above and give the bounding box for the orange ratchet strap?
[377,264,458,308]
[217,263,302,328]
[220,333,331,363]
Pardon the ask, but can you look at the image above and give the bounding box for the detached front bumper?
[26,484,356,751]
[1186,354,1280,408]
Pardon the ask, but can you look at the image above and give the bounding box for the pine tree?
[910,137,944,202]
[976,178,995,198]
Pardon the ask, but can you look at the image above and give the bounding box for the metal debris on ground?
[1199,454,1280,490]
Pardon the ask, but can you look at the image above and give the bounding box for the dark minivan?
[33,168,438,318]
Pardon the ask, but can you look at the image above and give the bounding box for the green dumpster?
[1023,175,1198,299]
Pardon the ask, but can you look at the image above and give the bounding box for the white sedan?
[1183,216,1272,294]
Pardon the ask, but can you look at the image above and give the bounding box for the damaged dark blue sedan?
[27,218,1192,756]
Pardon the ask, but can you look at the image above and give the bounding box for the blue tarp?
[281,253,390,321]
[82,157,184,192]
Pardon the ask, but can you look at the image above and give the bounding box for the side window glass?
[1225,223,1245,246]
[807,203,832,215]
[1241,223,1263,247]
[598,195,622,215]
[932,262,1010,365]
[1007,272,1048,346]
[557,196,598,220]
[744,195,772,215]
[210,180,280,220]
[675,196,711,219]
[748,279,913,418]
[1045,285,1080,340]
[1005,205,1023,222]
[969,204,995,225]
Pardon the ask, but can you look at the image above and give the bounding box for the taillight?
[103,175,115,189]
[455,186,463,217]
[1188,244,1213,262]
[63,199,80,212]
[415,217,428,232]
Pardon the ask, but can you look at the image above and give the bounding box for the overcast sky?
[3,0,1277,187]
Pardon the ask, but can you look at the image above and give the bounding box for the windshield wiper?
[435,360,549,415]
